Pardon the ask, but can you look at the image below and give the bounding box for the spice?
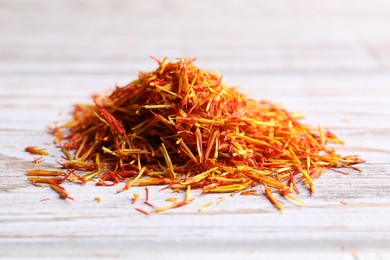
[132,193,140,204]
[50,183,73,200]
[32,156,44,166]
[199,202,213,212]
[134,207,150,216]
[240,189,260,196]
[217,197,226,204]
[25,146,50,156]
[143,187,158,210]
[264,186,284,210]
[155,185,194,212]
[27,57,364,212]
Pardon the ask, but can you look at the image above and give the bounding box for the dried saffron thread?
[132,193,140,204]
[135,207,150,216]
[217,197,226,204]
[27,57,364,211]
[32,156,44,166]
[143,187,158,210]
[199,202,213,212]
[25,146,50,156]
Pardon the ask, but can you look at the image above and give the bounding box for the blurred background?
[1,0,389,79]
[1,0,390,134]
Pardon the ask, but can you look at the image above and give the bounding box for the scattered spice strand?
[32,156,45,166]
[132,193,140,204]
[50,183,73,200]
[143,187,158,210]
[25,146,50,156]
[155,185,194,212]
[27,57,365,212]
[240,189,260,196]
[264,186,284,211]
[217,197,226,204]
[199,202,213,212]
[135,207,150,216]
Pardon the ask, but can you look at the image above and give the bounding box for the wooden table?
[1,1,390,259]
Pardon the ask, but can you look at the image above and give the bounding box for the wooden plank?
[1,75,389,258]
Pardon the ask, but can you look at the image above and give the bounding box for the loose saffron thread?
[217,197,226,204]
[25,146,50,156]
[199,202,213,212]
[132,193,140,204]
[144,187,158,210]
[26,57,365,211]
[135,207,149,216]
[240,189,260,196]
[32,156,44,166]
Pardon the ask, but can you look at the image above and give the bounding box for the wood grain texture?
[1,1,390,259]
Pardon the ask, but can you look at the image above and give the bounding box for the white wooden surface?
[1,1,390,259]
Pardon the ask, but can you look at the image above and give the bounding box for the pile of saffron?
[27,58,364,212]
